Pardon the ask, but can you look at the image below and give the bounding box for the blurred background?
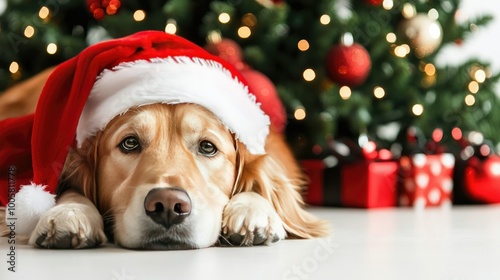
[1,0,499,159]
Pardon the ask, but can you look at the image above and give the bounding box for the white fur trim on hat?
[6,183,56,235]
[76,57,270,154]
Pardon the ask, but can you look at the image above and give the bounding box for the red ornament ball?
[363,0,383,5]
[326,43,371,87]
[240,68,286,133]
[465,155,500,203]
[205,39,244,70]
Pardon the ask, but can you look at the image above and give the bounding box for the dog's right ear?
[57,134,100,205]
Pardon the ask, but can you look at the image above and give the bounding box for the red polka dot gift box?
[399,153,455,209]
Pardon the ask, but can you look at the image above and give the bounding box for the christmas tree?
[1,0,499,159]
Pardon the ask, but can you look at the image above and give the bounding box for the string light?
[242,13,257,27]
[451,127,462,140]
[480,144,491,157]
[424,63,436,76]
[386,32,396,43]
[46,43,57,54]
[468,131,484,145]
[428,8,439,20]
[339,86,351,100]
[298,39,309,51]
[402,3,416,18]
[474,69,486,83]
[394,44,410,57]
[432,128,443,142]
[9,62,19,74]
[465,94,475,106]
[207,30,222,44]
[238,26,251,38]
[412,104,424,116]
[382,0,394,10]
[373,86,385,98]
[133,10,146,21]
[218,12,230,24]
[24,26,35,38]
[394,46,406,57]
[468,81,479,93]
[320,14,331,25]
[39,6,49,20]
[294,107,306,120]
[165,19,177,34]
[303,68,316,81]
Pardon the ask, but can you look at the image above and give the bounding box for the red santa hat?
[0,31,271,235]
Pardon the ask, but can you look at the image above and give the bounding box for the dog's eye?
[198,140,218,156]
[119,136,140,153]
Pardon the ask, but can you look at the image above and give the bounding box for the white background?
[436,0,500,76]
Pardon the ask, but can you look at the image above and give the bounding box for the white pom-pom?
[5,183,56,235]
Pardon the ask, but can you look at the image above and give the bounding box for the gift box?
[302,159,342,206]
[399,153,455,208]
[341,160,399,208]
[302,158,398,208]
[454,155,500,204]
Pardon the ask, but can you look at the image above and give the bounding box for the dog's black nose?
[144,188,191,229]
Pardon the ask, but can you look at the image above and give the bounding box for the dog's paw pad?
[29,203,106,249]
[220,192,286,246]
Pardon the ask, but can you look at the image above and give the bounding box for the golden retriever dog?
[23,103,328,249]
[0,31,328,250]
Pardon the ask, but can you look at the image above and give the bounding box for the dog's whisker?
[217,233,234,247]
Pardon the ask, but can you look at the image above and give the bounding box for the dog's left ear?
[57,134,99,205]
[233,132,329,238]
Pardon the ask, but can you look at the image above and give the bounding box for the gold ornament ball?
[398,14,443,58]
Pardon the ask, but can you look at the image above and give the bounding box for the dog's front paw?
[221,192,286,246]
[29,203,107,249]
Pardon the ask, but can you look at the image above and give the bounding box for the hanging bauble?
[397,14,443,58]
[464,155,500,203]
[205,39,245,70]
[325,43,371,87]
[363,0,383,6]
[240,68,286,133]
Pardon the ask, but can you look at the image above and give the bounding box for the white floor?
[1,206,500,280]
